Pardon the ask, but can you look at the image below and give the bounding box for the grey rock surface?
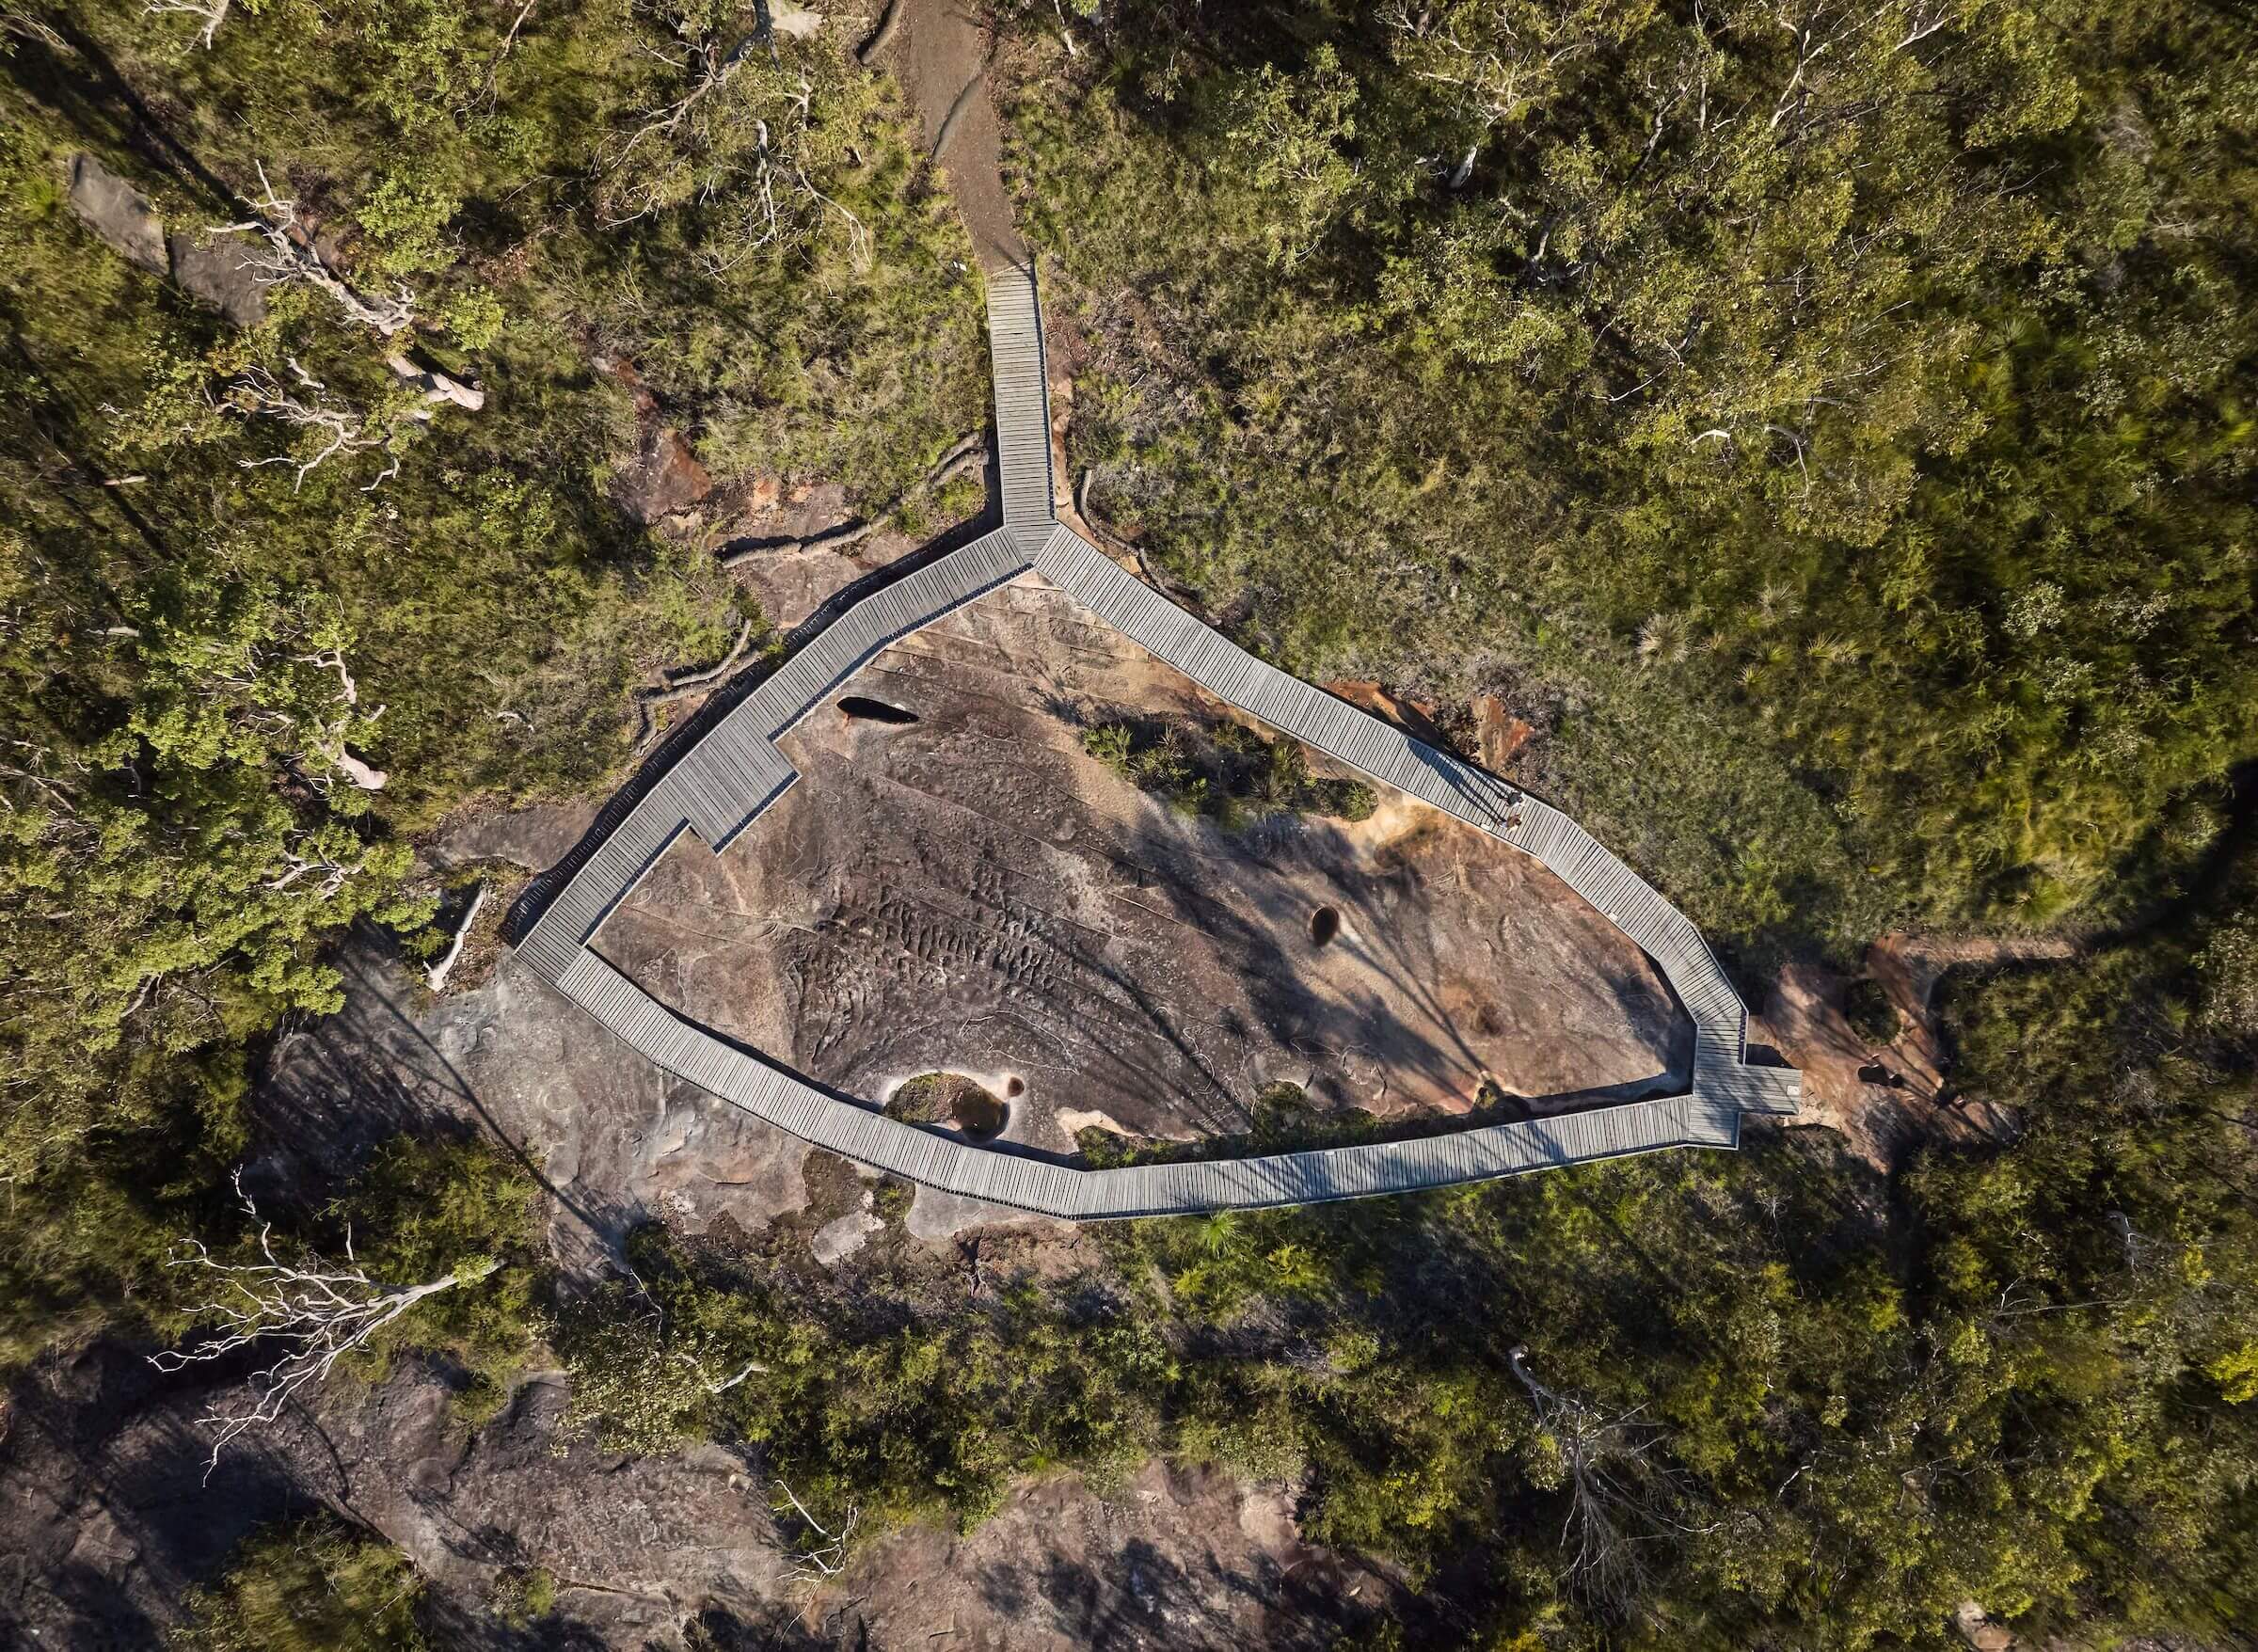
[0,1340,1393,1649]
[66,151,167,274]
[0,1341,788,1648]
[603,580,1689,1151]
[808,1458,1410,1650]
[167,229,268,326]
[64,153,269,326]
[258,934,817,1279]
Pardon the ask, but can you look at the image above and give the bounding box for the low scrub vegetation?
[1083,716,1377,824]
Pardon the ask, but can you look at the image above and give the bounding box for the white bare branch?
[208,163,417,337]
[1510,1347,1703,1618]
[385,353,485,415]
[601,29,765,224]
[262,846,370,896]
[425,882,488,992]
[150,1171,500,1480]
[147,0,230,49]
[220,362,388,491]
[773,1480,861,1583]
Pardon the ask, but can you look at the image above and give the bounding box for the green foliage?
[550,1282,730,1457]
[173,1514,424,1651]
[1080,720,1136,771]
[574,905,2258,1644]
[1082,716,1378,824]
[353,170,459,277]
[1013,0,2258,946]
[2195,913,2258,1038]
[492,1565,556,1628]
[5,7,2256,1648]
[882,1072,948,1124]
[1841,977,1901,1046]
[335,1135,547,1419]
[0,0,979,1363]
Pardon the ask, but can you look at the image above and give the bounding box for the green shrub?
[1319,779,1377,822]
[335,1136,546,1420]
[174,1516,423,1651]
[1081,722,1136,771]
[883,1073,947,1123]
[1842,977,1902,1047]
[550,1292,717,1457]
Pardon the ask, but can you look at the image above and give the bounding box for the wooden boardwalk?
[511,263,1798,1217]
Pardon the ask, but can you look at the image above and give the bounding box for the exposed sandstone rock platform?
[259,578,1684,1268]
[602,577,1688,1152]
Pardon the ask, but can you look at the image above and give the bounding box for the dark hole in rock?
[953,1090,1009,1141]
[838,696,918,724]
[1005,1076,1025,1098]
[1309,906,1342,946]
[1857,1063,1906,1088]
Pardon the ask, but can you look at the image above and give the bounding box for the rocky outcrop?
[66,152,166,274]
[596,354,714,526]
[67,152,269,326]
[165,227,268,326]
[601,579,1689,1146]
[0,1338,789,1647]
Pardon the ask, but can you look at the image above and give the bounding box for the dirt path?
[1755,932,2078,1171]
[874,0,1027,269]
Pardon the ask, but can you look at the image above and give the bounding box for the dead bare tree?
[1510,1346,1706,1619]
[599,24,768,226]
[385,353,485,416]
[146,0,230,49]
[772,1481,861,1584]
[208,163,417,337]
[596,12,869,271]
[5,3,72,51]
[262,841,374,897]
[151,1172,500,1479]
[219,361,390,492]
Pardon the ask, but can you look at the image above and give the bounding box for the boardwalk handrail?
[506,263,1799,1217]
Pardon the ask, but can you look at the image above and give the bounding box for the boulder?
[65,153,270,326]
[1952,1600,2017,1651]
[65,152,166,275]
[167,230,268,326]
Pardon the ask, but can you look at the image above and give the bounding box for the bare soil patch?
[1755,931,2078,1171]
[875,0,1026,269]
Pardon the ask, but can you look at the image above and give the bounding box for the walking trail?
[497,19,1800,1216]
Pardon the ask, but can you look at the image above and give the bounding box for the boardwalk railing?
[508,262,1799,1217]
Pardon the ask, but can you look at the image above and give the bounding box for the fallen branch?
[425,882,487,992]
[926,429,985,492]
[718,518,878,569]
[222,362,389,491]
[930,69,984,161]
[676,1350,768,1392]
[1510,1346,1706,1617]
[1073,469,1147,563]
[631,617,759,749]
[718,433,987,570]
[146,0,230,48]
[385,354,485,415]
[774,1481,861,1583]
